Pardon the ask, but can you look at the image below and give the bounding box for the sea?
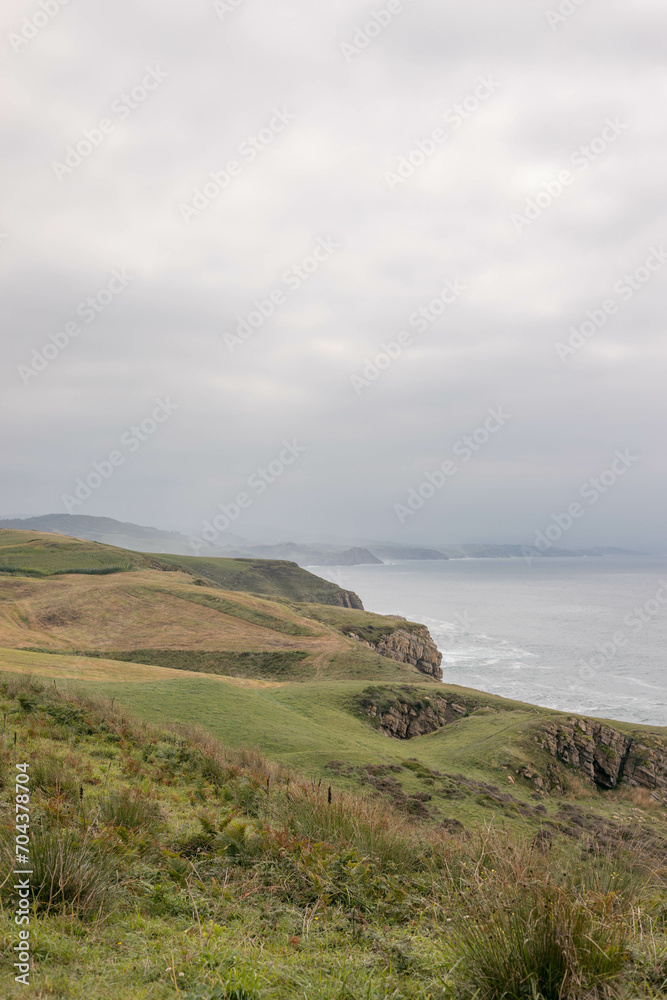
[313,556,667,727]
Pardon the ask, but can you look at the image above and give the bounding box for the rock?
[374,628,443,680]
[440,817,465,832]
[537,718,667,799]
[362,693,468,739]
[329,589,364,610]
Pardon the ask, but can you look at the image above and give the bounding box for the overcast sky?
[2,0,666,549]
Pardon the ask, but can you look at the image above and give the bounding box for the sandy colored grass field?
[0,646,279,688]
[0,569,330,652]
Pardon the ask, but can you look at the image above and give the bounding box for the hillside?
[0,674,665,999]
[0,530,437,685]
[153,553,365,607]
[0,513,246,555]
[222,543,383,567]
[0,529,364,609]
[1,529,667,997]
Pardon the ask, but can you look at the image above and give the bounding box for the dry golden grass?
[0,569,345,659]
[0,647,280,688]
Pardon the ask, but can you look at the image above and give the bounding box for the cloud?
[1,0,665,547]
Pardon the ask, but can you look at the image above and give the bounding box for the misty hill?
[368,545,449,561]
[1,516,382,568]
[439,543,639,558]
[1,516,639,570]
[0,528,364,610]
[224,543,383,566]
[0,513,245,555]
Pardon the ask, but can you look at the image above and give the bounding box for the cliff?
[331,588,365,610]
[536,718,667,800]
[347,625,442,680]
[374,628,443,679]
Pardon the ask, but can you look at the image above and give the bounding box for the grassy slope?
[290,602,429,642]
[0,560,416,684]
[0,530,666,841]
[153,553,362,605]
[0,529,147,574]
[3,648,665,844]
[0,676,665,1000]
[0,530,362,608]
[1,532,667,997]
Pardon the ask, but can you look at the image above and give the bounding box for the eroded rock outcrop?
[623,737,667,793]
[375,629,443,679]
[537,718,667,799]
[363,693,467,738]
[349,626,443,679]
[330,589,364,610]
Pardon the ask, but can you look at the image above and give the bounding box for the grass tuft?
[28,831,119,919]
[100,787,163,832]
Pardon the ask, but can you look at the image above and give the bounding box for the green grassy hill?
[1,529,667,998]
[153,553,364,607]
[0,529,364,608]
[0,675,665,999]
[0,528,148,574]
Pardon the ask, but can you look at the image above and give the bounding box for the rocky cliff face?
[537,719,667,800]
[362,627,443,679]
[330,589,364,610]
[364,693,466,738]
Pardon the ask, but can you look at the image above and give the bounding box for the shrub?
[453,881,628,1000]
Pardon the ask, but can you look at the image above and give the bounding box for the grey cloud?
[1,0,665,549]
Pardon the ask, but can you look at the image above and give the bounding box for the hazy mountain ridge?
[0,516,641,568]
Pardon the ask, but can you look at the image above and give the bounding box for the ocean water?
[314,557,667,727]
